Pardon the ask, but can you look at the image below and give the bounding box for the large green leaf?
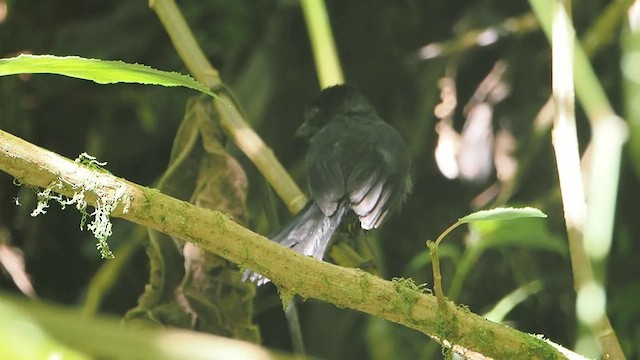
[0,54,215,97]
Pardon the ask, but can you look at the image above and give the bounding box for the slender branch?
[417,13,539,60]
[0,130,572,359]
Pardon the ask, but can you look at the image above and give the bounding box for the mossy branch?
[0,129,579,359]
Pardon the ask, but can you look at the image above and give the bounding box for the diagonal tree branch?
[0,128,574,359]
[149,0,307,214]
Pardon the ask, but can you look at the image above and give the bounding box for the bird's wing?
[347,147,398,230]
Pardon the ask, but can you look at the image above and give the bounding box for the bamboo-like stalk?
[148,0,306,213]
[300,0,345,88]
[529,0,627,358]
[496,0,633,205]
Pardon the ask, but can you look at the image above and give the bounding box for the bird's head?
[296,84,375,138]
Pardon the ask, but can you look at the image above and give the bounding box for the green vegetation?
[0,0,637,359]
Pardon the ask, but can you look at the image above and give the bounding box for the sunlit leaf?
[459,207,547,223]
[0,299,90,360]
[0,54,215,97]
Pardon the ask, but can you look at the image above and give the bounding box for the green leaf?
[0,54,215,97]
[459,207,547,223]
[0,299,90,360]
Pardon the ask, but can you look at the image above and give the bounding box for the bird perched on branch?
[244,84,412,285]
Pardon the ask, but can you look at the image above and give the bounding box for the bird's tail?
[243,202,347,285]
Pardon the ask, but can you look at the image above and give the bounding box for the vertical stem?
[428,221,462,305]
[528,0,626,357]
[427,240,445,306]
[285,300,306,355]
[300,0,345,88]
[549,0,592,286]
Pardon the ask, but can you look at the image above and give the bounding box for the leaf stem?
[427,221,463,304]
[435,221,463,248]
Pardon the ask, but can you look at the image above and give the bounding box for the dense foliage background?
[1,0,638,358]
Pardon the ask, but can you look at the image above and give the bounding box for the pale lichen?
[28,153,130,259]
[75,152,108,171]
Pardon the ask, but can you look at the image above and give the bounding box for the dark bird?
[244,84,412,285]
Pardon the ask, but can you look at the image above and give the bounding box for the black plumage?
[245,85,411,285]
